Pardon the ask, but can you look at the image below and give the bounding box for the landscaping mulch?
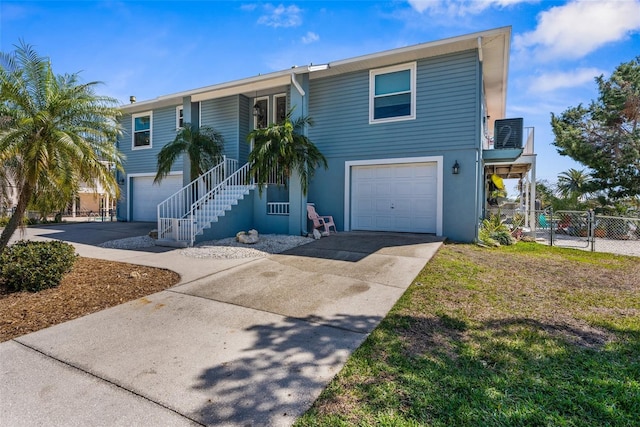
[0,257,180,342]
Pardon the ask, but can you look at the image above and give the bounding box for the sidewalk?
[1,227,443,426]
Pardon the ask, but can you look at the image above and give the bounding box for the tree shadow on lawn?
[190,313,381,426]
[304,314,640,426]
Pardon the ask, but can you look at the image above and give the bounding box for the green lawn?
[295,242,640,426]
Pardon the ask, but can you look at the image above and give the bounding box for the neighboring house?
[115,26,536,246]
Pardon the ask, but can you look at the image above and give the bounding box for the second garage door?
[131,174,183,222]
[351,162,437,233]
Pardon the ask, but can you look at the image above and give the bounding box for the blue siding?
[200,96,240,160]
[116,105,183,220]
[306,49,482,242]
[119,106,183,175]
[238,95,251,163]
[308,50,479,157]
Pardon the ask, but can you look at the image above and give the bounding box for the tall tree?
[0,41,122,253]
[154,123,224,184]
[246,110,327,196]
[556,168,592,201]
[551,56,640,200]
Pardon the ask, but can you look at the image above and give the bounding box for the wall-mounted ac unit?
[494,118,523,149]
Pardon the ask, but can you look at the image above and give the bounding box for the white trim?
[132,111,153,150]
[369,62,416,124]
[175,106,184,130]
[273,93,287,124]
[126,171,182,222]
[343,156,443,235]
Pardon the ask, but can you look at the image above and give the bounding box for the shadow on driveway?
[20,222,172,253]
[282,231,445,262]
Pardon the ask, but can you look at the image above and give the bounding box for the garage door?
[351,163,437,233]
[131,175,183,221]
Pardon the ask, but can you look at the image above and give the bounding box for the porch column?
[289,72,310,235]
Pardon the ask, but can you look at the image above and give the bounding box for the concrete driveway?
[1,224,443,426]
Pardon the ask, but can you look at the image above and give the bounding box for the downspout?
[291,73,306,116]
[475,37,484,241]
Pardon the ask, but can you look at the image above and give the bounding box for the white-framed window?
[369,62,416,124]
[253,96,269,129]
[176,106,184,130]
[273,94,287,124]
[132,111,152,149]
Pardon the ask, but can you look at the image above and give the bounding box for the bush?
[478,214,516,247]
[0,240,77,292]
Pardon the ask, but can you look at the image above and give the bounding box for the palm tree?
[557,168,592,201]
[154,123,224,184]
[246,111,327,196]
[0,41,122,253]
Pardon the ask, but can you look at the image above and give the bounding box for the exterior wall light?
[253,103,262,117]
[452,160,460,175]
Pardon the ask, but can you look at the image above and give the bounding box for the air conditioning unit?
[494,118,523,149]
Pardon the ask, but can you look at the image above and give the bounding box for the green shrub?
[0,240,77,292]
[478,213,516,247]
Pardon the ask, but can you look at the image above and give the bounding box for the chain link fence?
[535,209,640,257]
[482,208,640,257]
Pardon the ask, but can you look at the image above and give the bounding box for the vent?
[494,118,523,149]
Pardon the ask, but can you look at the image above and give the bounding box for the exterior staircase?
[156,157,254,247]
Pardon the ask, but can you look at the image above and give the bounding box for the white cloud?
[514,0,640,61]
[257,4,302,28]
[406,0,534,16]
[240,3,258,12]
[301,31,319,44]
[528,67,606,93]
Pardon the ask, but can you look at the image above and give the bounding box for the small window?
[132,112,152,149]
[176,106,184,129]
[369,62,416,124]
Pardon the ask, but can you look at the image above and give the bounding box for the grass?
[295,242,640,426]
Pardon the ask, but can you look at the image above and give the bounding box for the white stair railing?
[186,162,253,244]
[157,157,238,242]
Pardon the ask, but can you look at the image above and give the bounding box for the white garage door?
[351,163,437,233]
[131,175,183,222]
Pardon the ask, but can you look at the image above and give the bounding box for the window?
[254,97,268,129]
[274,94,287,124]
[369,62,416,124]
[132,112,152,149]
[176,106,184,129]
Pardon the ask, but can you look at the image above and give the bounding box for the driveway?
[1,224,444,426]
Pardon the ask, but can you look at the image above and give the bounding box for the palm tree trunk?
[0,183,33,255]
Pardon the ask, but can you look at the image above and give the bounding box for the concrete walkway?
[1,223,443,426]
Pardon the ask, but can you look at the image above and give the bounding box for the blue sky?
[2,0,640,185]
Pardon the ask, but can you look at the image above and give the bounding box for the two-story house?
[115,26,536,246]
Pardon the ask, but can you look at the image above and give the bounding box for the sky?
[1,0,640,186]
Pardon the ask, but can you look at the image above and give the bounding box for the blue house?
[115,26,536,246]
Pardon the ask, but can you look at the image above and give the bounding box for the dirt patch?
[0,257,180,342]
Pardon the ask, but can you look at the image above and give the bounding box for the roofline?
[120,26,511,115]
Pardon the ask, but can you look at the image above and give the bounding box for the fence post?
[589,209,595,252]
[550,208,554,247]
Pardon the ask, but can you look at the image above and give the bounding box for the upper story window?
[369,62,416,124]
[253,97,268,129]
[176,106,184,130]
[132,111,152,149]
[274,94,287,124]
